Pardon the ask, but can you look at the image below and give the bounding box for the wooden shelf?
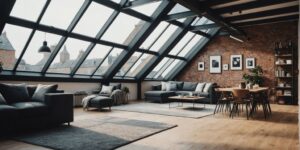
[275,54,293,57]
[275,64,293,66]
[275,87,292,89]
[275,76,293,78]
[277,95,293,97]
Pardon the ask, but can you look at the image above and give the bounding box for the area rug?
[113,102,215,118]
[13,117,176,150]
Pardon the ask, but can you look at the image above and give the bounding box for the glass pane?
[178,35,204,57]
[40,0,85,29]
[140,22,169,50]
[168,4,189,15]
[192,17,209,26]
[177,18,186,23]
[73,2,114,37]
[126,53,154,77]
[116,52,142,76]
[0,24,32,70]
[94,48,123,76]
[169,32,195,55]
[10,0,46,22]
[47,38,90,74]
[149,24,178,52]
[76,44,112,75]
[101,13,144,45]
[161,59,182,79]
[111,0,121,3]
[17,31,61,72]
[154,58,173,79]
[131,1,161,16]
[146,57,169,79]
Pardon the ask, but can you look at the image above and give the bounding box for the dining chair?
[230,89,252,120]
[214,90,233,114]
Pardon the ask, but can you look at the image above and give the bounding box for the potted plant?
[0,61,3,73]
[243,65,264,86]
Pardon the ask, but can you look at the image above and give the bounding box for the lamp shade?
[38,41,51,53]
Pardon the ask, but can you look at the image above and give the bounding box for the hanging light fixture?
[38,32,51,53]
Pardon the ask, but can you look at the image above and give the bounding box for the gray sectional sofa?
[0,83,73,134]
[144,81,217,104]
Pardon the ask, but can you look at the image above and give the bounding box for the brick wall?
[176,21,298,88]
[0,49,15,69]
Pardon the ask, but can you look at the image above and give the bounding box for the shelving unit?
[274,43,298,105]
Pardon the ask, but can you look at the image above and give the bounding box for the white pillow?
[161,82,168,91]
[203,83,213,93]
[100,85,114,94]
[195,83,206,92]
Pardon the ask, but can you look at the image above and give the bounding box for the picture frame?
[246,58,255,69]
[210,56,221,73]
[230,55,242,70]
[223,64,229,71]
[198,62,204,71]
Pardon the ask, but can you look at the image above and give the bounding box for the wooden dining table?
[215,87,271,119]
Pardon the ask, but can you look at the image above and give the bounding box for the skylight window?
[117,52,142,77]
[146,58,170,79]
[125,53,154,77]
[178,35,204,57]
[101,13,144,45]
[94,48,123,76]
[76,44,112,75]
[168,4,189,15]
[169,32,195,55]
[192,17,209,26]
[47,38,90,74]
[149,24,178,52]
[40,0,85,29]
[160,59,182,79]
[140,22,169,50]
[131,1,162,16]
[17,30,61,72]
[1,24,32,70]
[10,0,46,22]
[73,2,114,37]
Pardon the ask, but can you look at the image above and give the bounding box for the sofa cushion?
[0,83,30,104]
[182,82,198,91]
[0,93,7,104]
[109,83,121,91]
[175,91,193,96]
[98,93,110,97]
[0,105,18,119]
[144,91,175,97]
[169,81,184,90]
[152,84,161,91]
[195,83,206,92]
[166,83,177,91]
[32,84,58,102]
[11,102,48,117]
[27,85,37,98]
[203,83,213,93]
[193,92,209,97]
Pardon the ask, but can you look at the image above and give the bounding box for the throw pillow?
[0,93,7,104]
[166,83,177,91]
[182,82,198,91]
[169,81,184,90]
[109,83,121,91]
[161,82,168,91]
[203,83,213,93]
[100,85,114,95]
[32,84,58,102]
[27,85,37,98]
[195,83,206,92]
[0,83,30,104]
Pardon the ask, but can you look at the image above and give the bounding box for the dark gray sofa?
[144,81,217,104]
[0,83,73,133]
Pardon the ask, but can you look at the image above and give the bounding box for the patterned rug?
[113,102,215,118]
[14,117,176,150]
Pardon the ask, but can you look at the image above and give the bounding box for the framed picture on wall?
[210,56,221,73]
[230,55,242,70]
[246,58,255,69]
[198,62,204,71]
[223,64,229,70]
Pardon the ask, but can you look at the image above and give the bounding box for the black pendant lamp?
[38,33,51,53]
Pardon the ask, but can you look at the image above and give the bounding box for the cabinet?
[274,43,298,105]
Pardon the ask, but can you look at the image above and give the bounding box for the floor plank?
[0,104,298,150]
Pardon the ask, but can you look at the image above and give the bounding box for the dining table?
[215,87,271,119]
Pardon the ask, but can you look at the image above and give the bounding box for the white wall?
[1,81,137,100]
[141,81,160,99]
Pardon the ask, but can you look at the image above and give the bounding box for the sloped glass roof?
[0,0,218,81]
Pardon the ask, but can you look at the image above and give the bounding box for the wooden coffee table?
[168,96,206,109]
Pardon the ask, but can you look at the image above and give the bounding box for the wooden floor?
[0,104,298,150]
